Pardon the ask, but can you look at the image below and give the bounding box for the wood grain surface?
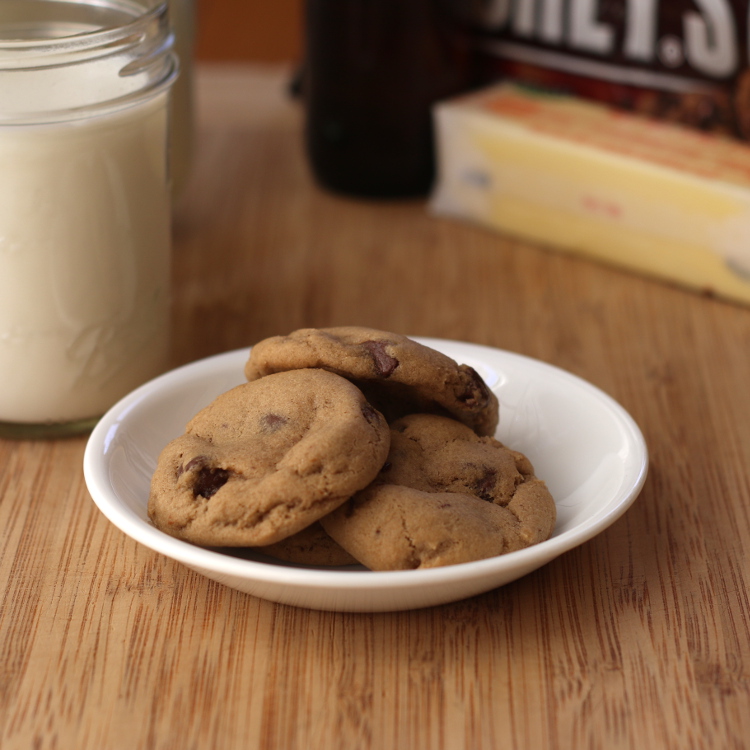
[1,64,750,750]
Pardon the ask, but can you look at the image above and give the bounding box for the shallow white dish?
[84,338,648,612]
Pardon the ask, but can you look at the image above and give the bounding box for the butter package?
[430,84,750,306]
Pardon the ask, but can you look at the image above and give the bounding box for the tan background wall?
[195,0,303,61]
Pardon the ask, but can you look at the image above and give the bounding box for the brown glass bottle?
[303,0,472,198]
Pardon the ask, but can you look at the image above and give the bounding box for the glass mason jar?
[0,0,177,439]
[169,0,196,199]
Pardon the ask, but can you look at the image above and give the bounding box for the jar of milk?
[0,0,177,438]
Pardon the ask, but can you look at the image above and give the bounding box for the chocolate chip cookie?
[148,368,391,547]
[257,522,358,566]
[320,414,556,570]
[245,327,499,437]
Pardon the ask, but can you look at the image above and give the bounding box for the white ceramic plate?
[84,339,648,612]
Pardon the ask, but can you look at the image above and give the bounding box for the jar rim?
[0,0,165,53]
[0,0,177,124]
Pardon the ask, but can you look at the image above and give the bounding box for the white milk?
[0,1,175,430]
[0,98,171,424]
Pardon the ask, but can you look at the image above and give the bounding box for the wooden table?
[2,63,750,750]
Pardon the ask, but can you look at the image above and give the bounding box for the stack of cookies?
[148,327,556,570]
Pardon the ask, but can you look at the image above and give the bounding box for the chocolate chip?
[474,467,497,502]
[184,456,207,472]
[360,402,381,426]
[362,340,399,378]
[457,366,490,408]
[193,466,230,499]
[261,413,288,432]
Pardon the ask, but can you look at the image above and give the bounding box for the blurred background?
[196,0,302,62]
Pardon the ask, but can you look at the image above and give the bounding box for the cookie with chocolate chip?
[320,414,555,570]
[245,327,499,437]
[148,369,391,547]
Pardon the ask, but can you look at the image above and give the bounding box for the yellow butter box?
[430,84,750,306]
